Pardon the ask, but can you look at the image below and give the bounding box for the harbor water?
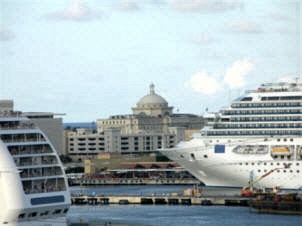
[67,185,302,226]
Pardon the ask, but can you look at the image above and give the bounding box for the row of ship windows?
[214,124,302,130]
[232,103,301,108]
[18,208,68,220]
[238,162,300,166]
[206,138,294,143]
[228,118,301,122]
[207,131,301,136]
[224,110,301,115]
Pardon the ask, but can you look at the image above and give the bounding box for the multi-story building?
[66,84,204,157]
[0,100,65,155]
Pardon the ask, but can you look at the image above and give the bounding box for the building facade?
[66,84,204,157]
[0,100,65,155]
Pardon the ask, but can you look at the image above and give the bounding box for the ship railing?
[0,123,38,131]
[10,147,53,156]
[20,167,63,179]
[23,179,67,194]
[16,157,58,167]
[2,137,47,144]
[0,111,23,118]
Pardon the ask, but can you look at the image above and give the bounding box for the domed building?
[132,84,173,117]
[96,83,203,135]
[67,84,204,156]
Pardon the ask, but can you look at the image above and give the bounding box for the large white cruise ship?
[0,100,71,226]
[161,78,302,190]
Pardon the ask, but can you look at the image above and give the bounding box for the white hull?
[0,101,71,225]
[3,217,67,226]
[161,136,302,190]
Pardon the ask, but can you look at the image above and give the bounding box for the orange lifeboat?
[272,147,290,154]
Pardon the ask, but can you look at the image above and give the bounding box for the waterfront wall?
[71,194,249,206]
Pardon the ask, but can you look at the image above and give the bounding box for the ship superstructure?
[0,100,70,226]
[161,78,302,190]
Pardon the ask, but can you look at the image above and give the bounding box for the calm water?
[67,186,302,226]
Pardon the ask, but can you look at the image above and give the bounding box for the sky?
[0,0,301,122]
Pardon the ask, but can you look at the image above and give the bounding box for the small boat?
[249,193,302,215]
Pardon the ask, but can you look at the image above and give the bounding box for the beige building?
[97,84,203,134]
[67,84,204,157]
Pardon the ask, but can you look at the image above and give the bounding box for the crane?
[241,163,291,197]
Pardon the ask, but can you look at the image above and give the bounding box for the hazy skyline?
[0,0,301,122]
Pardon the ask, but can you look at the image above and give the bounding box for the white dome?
[137,84,168,106]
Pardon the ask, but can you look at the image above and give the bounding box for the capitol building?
[67,84,204,157]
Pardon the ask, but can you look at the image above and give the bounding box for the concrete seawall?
[71,194,250,206]
[70,178,200,186]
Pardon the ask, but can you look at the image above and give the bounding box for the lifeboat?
[271,147,291,155]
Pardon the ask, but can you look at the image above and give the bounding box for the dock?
[70,178,200,186]
[71,194,250,206]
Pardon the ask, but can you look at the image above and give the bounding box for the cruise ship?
[0,100,71,226]
[161,78,302,190]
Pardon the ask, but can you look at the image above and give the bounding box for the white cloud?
[224,59,254,88]
[0,27,14,41]
[172,0,243,12]
[276,75,301,83]
[116,0,139,11]
[185,71,220,95]
[45,0,102,21]
[226,21,262,33]
[192,32,213,44]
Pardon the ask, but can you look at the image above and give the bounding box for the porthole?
[18,214,25,219]
[63,208,69,213]
[53,209,61,215]
[28,212,37,218]
[203,155,208,158]
[191,153,196,160]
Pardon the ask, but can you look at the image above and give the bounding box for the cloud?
[185,71,220,95]
[276,75,301,83]
[226,21,262,33]
[270,12,294,22]
[224,59,254,88]
[192,32,213,44]
[45,0,102,21]
[0,27,14,41]
[185,59,255,96]
[116,0,139,11]
[172,0,243,12]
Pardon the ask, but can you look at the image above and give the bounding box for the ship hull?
[161,137,302,190]
[3,217,67,226]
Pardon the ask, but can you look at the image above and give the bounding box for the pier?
[71,194,250,206]
[70,178,200,186]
